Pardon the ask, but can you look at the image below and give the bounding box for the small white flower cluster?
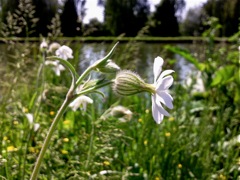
[43,41,73,76]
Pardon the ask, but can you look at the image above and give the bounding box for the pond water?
[75,42,203,83]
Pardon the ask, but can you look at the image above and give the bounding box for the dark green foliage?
[148,0,185,37]
[104,0,150,36]
[61,0,82,37]
[31,0,58,36]
[203,0,240,37]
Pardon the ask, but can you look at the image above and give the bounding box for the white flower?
[55,45,73,60]
[151,56,174,124]
[25,113,40,131]
[48,42,61,54]
[69,95,93,111]
[40,39,48,50]
[26,113,34,124]
[45,60,65,76]
[111,106,132,122]
[33,123,40,132]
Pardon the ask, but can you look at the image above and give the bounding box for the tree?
[32,0,58,36]
[61,0,80,36]
[104,0,150,36]
[180,7,207,36]
[148,0,185,36]
[203,0,240,36]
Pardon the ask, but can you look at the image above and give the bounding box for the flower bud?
[96,59,120,73]
[113,70,154,96]
[40,39,48,52]
[111,106,132,122]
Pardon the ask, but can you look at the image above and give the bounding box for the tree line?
[0,0,239,38]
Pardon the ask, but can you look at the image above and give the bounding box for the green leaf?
[211,65,235,86]
[165,45,205,71]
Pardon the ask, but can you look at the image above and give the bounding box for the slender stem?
[76,81,113,97]
[75,66,94,87]
[30,96,71,180]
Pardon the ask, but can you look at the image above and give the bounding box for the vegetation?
[0,0,239,37]
[0,13,239,179]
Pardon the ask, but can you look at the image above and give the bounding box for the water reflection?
[77,43,197,83]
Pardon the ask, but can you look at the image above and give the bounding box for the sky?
[83,0,208,24]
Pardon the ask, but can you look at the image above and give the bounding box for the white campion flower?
[55,45,73,60]
[45,60,65,76]
[113,56,174,124]
[152,56,174,124]
[69,95,93,111]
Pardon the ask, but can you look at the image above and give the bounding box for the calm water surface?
[76,42,203,83]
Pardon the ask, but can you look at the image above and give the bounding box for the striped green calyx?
[113,70,155,96]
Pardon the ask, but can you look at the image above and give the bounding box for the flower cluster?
[45,43,73,76]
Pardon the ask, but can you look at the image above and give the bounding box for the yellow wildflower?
[165,132,171,137]
[219,174,226,180]
[178,164,182,168]
[13,120,19,125]
[61,150,68,154]
[23,107,29,113]
[103,161,110,166]
[144,140,148,145]
[168,117,175,121]
[50,111,55,116]
[63,138,69,142]
[7,146,17,152]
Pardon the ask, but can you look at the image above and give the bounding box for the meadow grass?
[0,36,239,180]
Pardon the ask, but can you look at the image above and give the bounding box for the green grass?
[0,38,239,180]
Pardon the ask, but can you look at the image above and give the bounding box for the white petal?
[153,95,170,116]
[79,95,93,104]
[26,113,33,124]
[156,92,173,109]
[157,76,174,90]
[153,56,164,82]
[56,45,73,60]
[69,96,93,111]
[152,96,164,124]
[159,70,174,80]
[58,64,65,71]
[33,123,40,131]
[53,67,61,76]
[69,98,81,111]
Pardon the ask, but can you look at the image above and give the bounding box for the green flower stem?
[75,66,94,88]
[76,80,113,97]
[30,80,112,180]
[30,94,72,180]
[75,42,119,88]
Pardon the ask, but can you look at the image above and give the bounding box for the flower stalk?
[30,42,119,180]
[30,93,72,180]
